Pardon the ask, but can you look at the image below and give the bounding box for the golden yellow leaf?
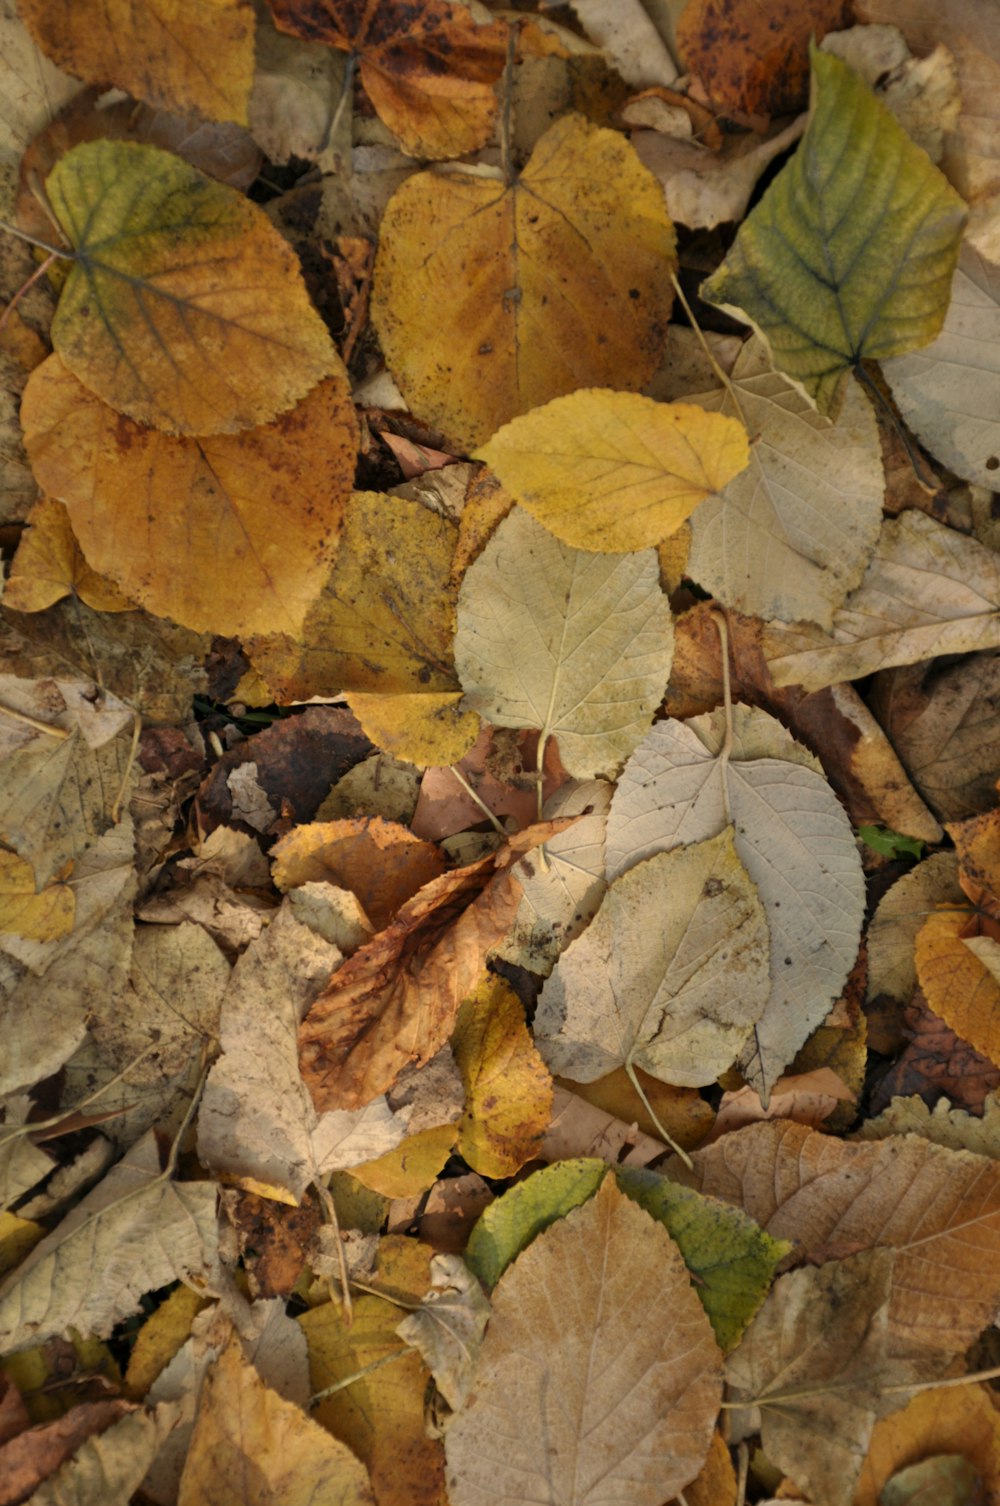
[270,0,508,160]
[915,906,1000,1066]
[856,1384,1000,1506]
[0,849,74,942]
[477,389,749,552]
[0,1213,45,1280]
[344,691,479,768]
[452,975,553,1178]
[21,357,356,638]
[45,140,337,435]
[372,112,677,448]
[123,1284,207,1400]
[16,0,255,123]
[248,490,466,717]
[3,494,133,614]
[351,1124,457,1198]
[178,1333,373,1506]
[272,817,445,933]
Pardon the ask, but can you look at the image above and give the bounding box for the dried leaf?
[2,495,132,615]
[395,1253,490,1411]
[677,0,850,117]
[25,1404,179,1506]
[0,850,73,943]
[452,974,552,1178]
[915,908,1000,1067]
[372,113,676,447]
[272,818,445,933]
[855,1383,1000,1506]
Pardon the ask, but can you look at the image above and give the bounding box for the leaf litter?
[4,7,1000,1505]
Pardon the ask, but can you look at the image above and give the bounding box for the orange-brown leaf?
[271,816,445,931]
[915,906,1000,1066]
[676,0,851,119]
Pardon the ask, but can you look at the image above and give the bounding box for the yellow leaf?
[452,975,553,1178]
[0,849,74,941]
[477,389,749,552]
[345,691,480,768]
[45,140,338,435]
[351,1124,457,1198]
[0,1213,45,1280]
[16,0,255,124]
[272,817,445,933]
[372,112,677,448]
[124,1284,208,1400]
[22,357,356,639]
[3,493,133,614]
[178,1334,373,1506]
[915,907,1000,1066]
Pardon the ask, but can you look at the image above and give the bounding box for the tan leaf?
[2,495,132,615]
[766,512,1000,692]
[22,1405,179,1506]
[16,0,254,123]
[22,357,356,639]
[452,974,553,1178]
[679,1119,1000,1354]
[395,1253,490,1411]
[866,852,960,1011]
[0,1397,131,1502]
[272,818,445,933]
[444,1177,723,1506]
[298,822,567,1111]
[179,1332,372,1506]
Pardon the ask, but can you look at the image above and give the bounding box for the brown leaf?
[915,910,1000,1068]
[855,1383,1000,1506]
[870,991,1000,1118]
[676,1119,1000,1355]
[676,0,851,118]
[272,817,445,932]
[298,820,569,1111]
[0,1398,132,1506]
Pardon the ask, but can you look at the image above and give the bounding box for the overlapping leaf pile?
[3,1,1000,1503]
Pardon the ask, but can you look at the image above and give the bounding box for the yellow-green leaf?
[465,1158,608,1289]
[701,47,966,416]
[476,389,749,552]
[46,140,337,435]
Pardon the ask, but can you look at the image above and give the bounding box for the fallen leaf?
[554,1065,714,1151]
[298,822,564,1111]
[2,494,133,615]
[451,974,552,1178]
[915,908,1000,1067]
[22,1404,178,1506]
[44,140,337,435]
[539,1085,672,1168]
[711,1067,855,1136]
[0,848,72,944]
[272,818,445,933]
[124,1284,207,1400]
[395,1253,490,1411]
[0,0,78,221]
[568,0,677,87]
[677,1118,1000,1355]
[270,0,509,160]
[21,357,357,638]
[677,0,850,117]
[855,1383,1000,1506]
[702,47,966,417]
[178,1332,373,1506]
[444,1177,723,1506]
[371,112,677,447]
[476,388,749,552]
[465,1157,607,1289]
[632,113,806,232]
[821,28,961,167]
[607,705,865,1100]
[683,335,884,627]
[351,1122,458,1199]
[870,990,1000,1118]
[766,511,1000,691]
[16,0,254,123]
[667,1431,737,1506]
[344,690,480,768]
[455,507,674,778]
[249,15,350,174]
[411,727,565,844]
[0,1131,217,1353]
[0,1396,132,1503]
[536,827,770,1088]
[867,851,960,1010]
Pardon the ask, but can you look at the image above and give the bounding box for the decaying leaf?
[702,47,966,417]
[455,507,674,779]
[677,0,851,117]
[855,1383,1000,1506]
[45,140,337,435]
[476,388,749,553]
[372,112,677,447]
[272,817,445,933]
[444,1177,723,1506]
[395,1252,490,1412]
[451,974,552,1178]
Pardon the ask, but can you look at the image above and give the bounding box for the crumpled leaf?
[444,1176,723,1506]
[451,974,552,1178]
[21,357,357,638]
[396,1253,490,1412]
[766,511,1000,691]
[701,47,966,417]
[270,0,509,160]
[455,507,674,779]
[178,1333,373,1506]
[0,850,73,943]
[16,0,254,123]
[0,1131,218,1353]
[683,334,884,628]
[475,388,749,553]
[272,818,445,933]
[2,494,133,615]
[677,0,850,117]
[607,705,865,1101]
[249,15,350,174]
[198,905,411,1204]
[298,820,566,1112]
[45,140,337,435]
[884,242,1000,488]
[372,112,676,447]
[535,827,771,1088]
[676,1118,1000,1355]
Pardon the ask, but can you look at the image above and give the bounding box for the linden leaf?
[534,828,771,1089]
[676,0,850,117]
[475,389,749,553]
[2,493,132,614]
[21,356,356,638]
[269,0,509,160]
[272,817,445,933]
[915,908,1000,1068]
[372,112,677,448]
[451,974,553,1178]
[701,47,966,417]
[45,140,338,435]
[0,849,74,942]
[454,507,674,779]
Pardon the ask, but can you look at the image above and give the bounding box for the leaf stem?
[624,1057,694,1171]
[321,51,356,157]
[309,1348,406,1405]
[0,220,72,259]
[314,1177,353,1325]
[669,271,751,433]
[711,609,734,824]
[449,763,507,837]
[0,703,71,740]
[0,250,59,339]
[500,21,519,187]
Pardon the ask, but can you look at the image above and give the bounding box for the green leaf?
[701,46,966,417]
[615,1166,792,1352]
[464,1158,607,1289]
[858,824,925,861]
